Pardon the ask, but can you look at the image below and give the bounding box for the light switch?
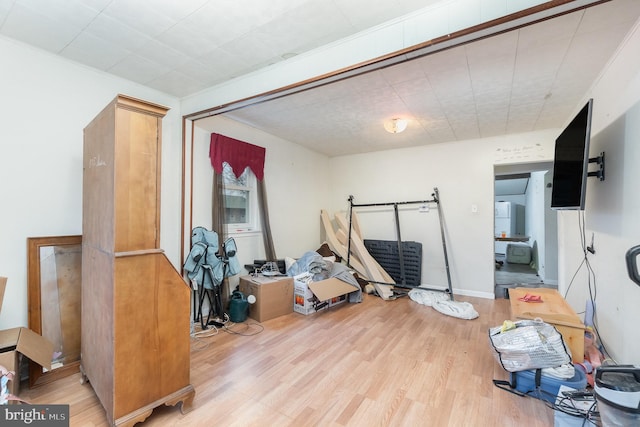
[471,204,478,213]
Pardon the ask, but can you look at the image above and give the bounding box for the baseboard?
[494,282,558,299]
[419,283,494,300]
[454,288,494,300]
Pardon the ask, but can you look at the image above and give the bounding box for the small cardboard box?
[293,277,353,315]
[0,277,54,397]
[238,275,294,322]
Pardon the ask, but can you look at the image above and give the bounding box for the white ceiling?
[495,176,530,196]
[2,0,640,157]
[0,0,443,97]
[220,0,640,156]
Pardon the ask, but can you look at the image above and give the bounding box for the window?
[222,162,258,232]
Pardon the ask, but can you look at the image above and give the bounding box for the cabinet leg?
[113,385,196,426]
[166,385,196,414]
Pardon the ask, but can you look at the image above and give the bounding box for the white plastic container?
[594,366,640,427]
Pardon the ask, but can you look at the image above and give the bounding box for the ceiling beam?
[184,0,610,122]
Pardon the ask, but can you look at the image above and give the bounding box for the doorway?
[494,162,558,298]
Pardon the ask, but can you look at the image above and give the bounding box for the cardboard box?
[0,277,54,397]
[293,277,353,315]
[238,275,294,322]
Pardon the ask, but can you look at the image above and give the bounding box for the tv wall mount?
[588,151,605,181]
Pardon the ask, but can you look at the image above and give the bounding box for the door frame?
[494,161,557,288]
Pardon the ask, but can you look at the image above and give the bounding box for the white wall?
[0,0,560,331]
[184,3,640,364]
[328,131,556,298]
[184,119,562,302]
[0,37,181,329]
[0,1,637,367]
[189,116,331,274]
[559,20,640,364]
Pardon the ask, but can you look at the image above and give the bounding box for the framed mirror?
[27,235,82,387]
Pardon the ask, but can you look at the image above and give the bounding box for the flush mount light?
[384,118,408,134]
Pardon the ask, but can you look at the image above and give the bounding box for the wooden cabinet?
[81,95,194,427]
[509,287,585,363]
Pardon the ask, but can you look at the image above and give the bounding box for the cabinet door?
[113,253,191,418]
[114,109,160,252]
[83,105,116,252]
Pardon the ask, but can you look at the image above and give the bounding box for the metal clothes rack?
[347,187,454,300]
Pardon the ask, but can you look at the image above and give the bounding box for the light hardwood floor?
[21,293,554,426]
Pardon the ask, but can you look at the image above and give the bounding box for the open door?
[494,162,558,297]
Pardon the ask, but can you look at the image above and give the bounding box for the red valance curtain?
[208,132,276,261]
[209,133,265,180]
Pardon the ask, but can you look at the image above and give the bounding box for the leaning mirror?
[27,235,82,387]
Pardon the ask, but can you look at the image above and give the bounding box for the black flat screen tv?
[551,99,593,210]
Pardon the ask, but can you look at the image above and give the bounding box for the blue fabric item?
[331,262,362,303]
[286,251,330,277]
[183,227,225,289]
[192,227,219,250]
[183,241,207,277]
[223,237,242,276]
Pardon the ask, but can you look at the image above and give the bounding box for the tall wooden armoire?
[81,95,194,427]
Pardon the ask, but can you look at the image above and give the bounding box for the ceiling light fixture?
[384,118,408,134]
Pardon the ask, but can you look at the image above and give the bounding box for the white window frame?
[222,163,260,234]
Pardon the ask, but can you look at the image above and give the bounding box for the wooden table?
[509,287,585,363]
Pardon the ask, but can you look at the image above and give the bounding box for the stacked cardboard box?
[293,276,354,315]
